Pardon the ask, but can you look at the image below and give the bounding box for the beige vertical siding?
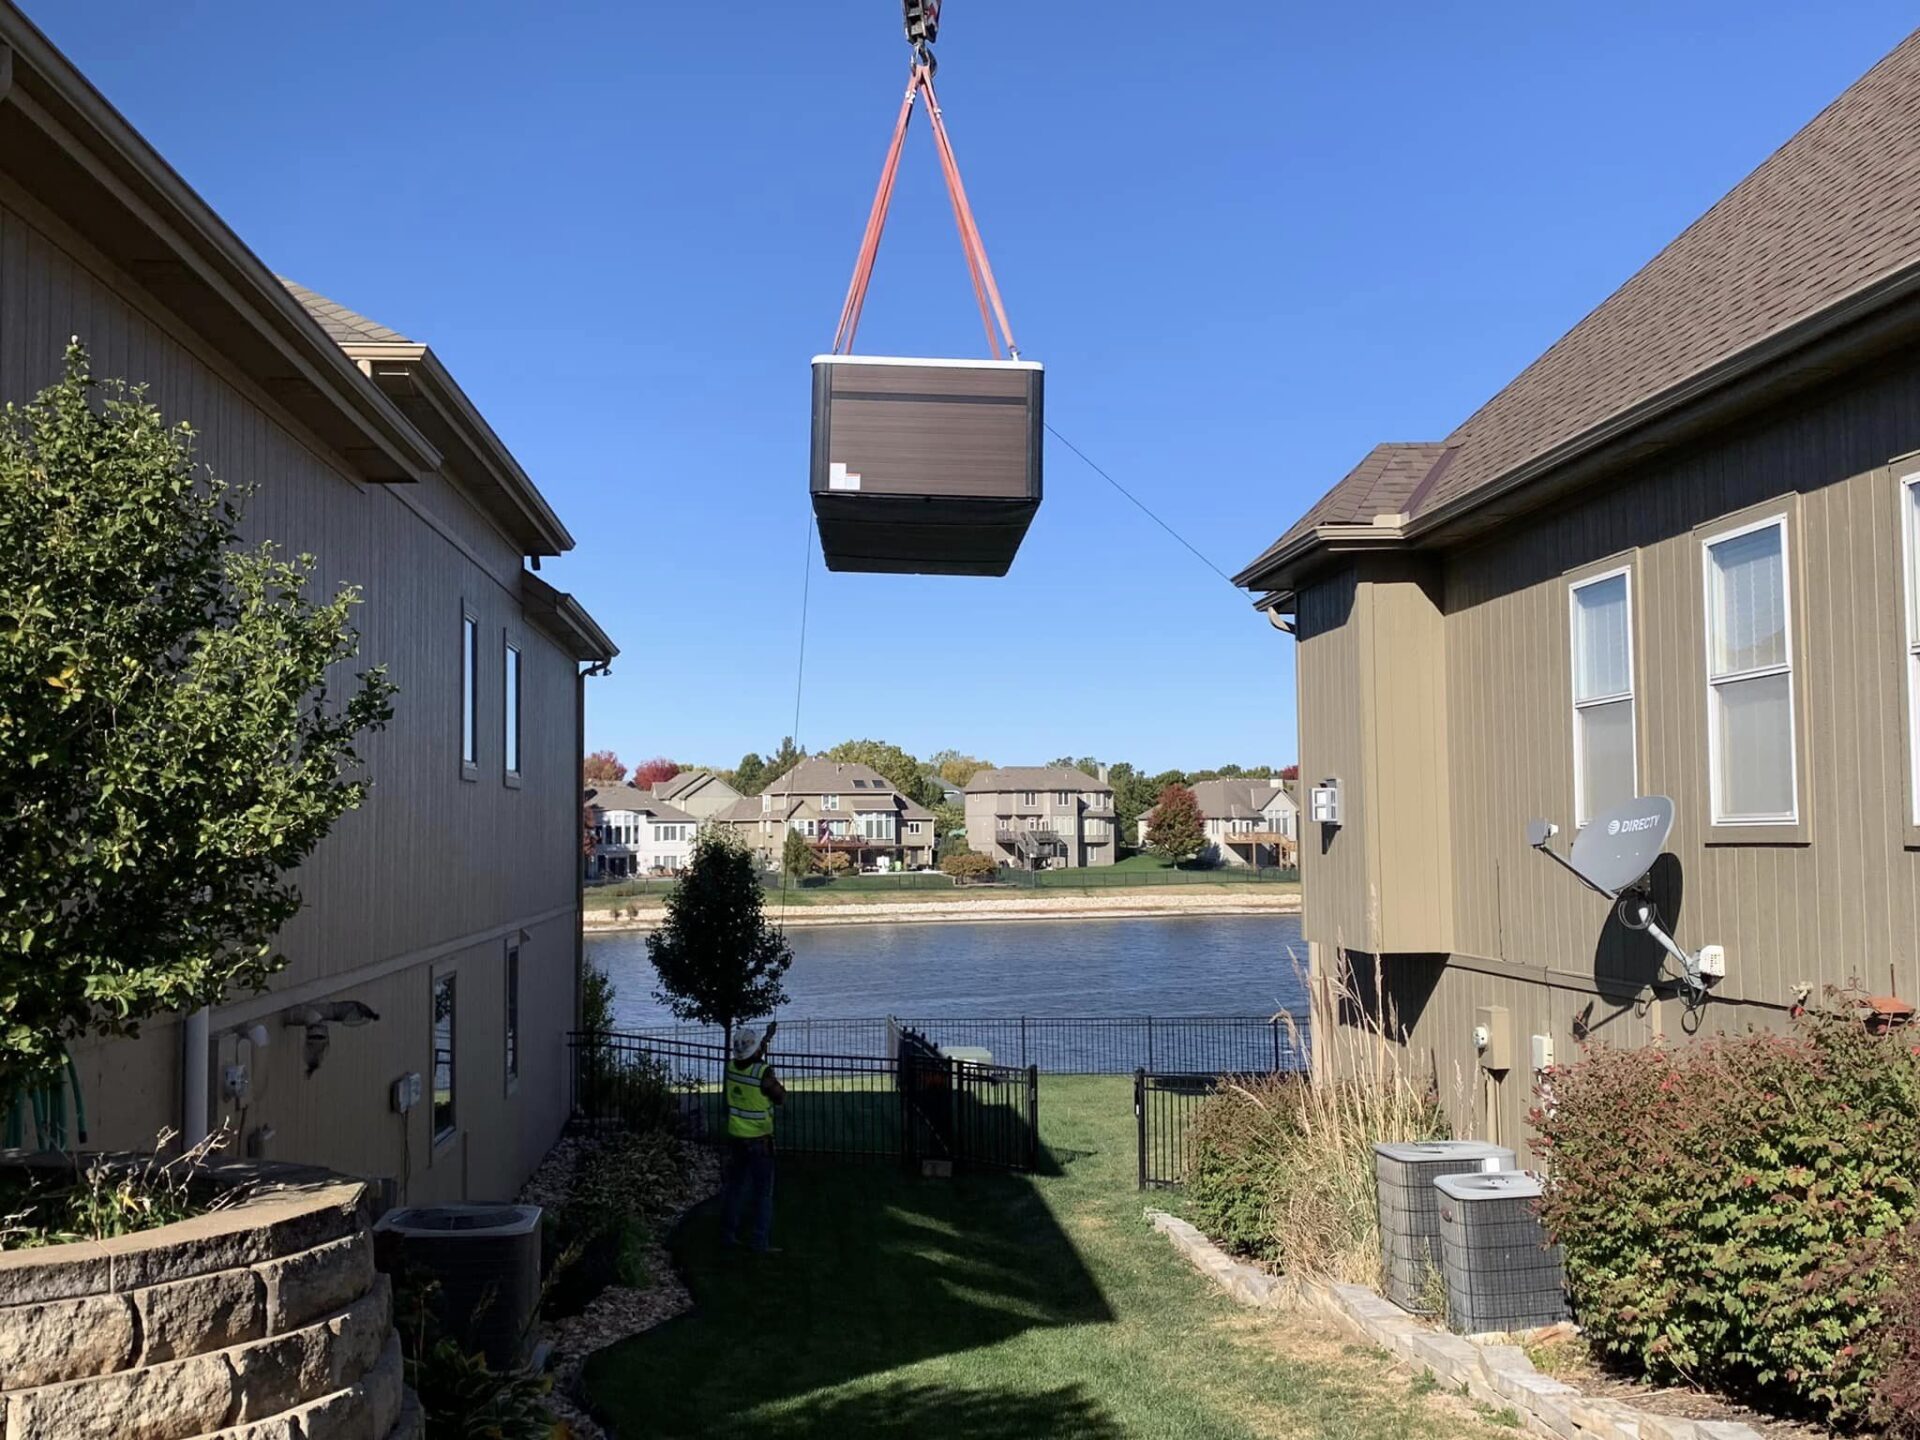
[1296,567,1376,950]
[1296,348,1920,1157]
[2,178,582,1196]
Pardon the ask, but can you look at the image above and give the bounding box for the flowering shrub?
[1531,1009,1920,1426]
[1868,1224,1920,1436]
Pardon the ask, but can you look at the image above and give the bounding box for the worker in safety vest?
[720,1021,786,1252]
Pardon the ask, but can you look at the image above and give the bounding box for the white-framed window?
[1569,567,1637,826]
[1903,473,1920,824]
[1056,791,1072,804]
[460,609,479,773]
[1702,515,1797,824]
[1020,791,1036,805]
[503,640,521,778]
[822,794,839,811]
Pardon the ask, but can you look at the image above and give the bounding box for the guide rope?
[832,5,1020,358]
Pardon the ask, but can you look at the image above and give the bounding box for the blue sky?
[25,2,1918,775]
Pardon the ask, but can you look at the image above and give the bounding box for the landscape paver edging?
[1143,1208,1763,1440]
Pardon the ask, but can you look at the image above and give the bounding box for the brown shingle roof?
[1419,29,1920,517]
[279,279,414,346]
[965,766,1110,794]
[1188,779,1291,821]
[1238,442,1445,581]
[1246,29,1920,579]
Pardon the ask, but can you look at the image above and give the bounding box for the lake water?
[587,914,1308,1029]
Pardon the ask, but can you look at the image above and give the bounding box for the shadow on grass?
[583,1156,1116,1439]
[738,1379,1125,1440]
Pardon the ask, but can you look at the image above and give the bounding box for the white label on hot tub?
[829,463,862,492]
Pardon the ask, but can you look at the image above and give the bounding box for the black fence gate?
[571,1029,1040,1174]
[1134,1070,1221,1189]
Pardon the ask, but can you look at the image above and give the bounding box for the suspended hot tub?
[810,354,1043,576]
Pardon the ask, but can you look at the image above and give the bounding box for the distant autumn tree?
[1145,783,1207,867]
[819,850,852,877]
[1279,764,1300,781]
[930,749,992,787]
[631,757,680,790]
[583,750,627,784]
[941,851,995,884]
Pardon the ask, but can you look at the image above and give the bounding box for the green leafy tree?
[931,801,965,838]
[1107,762,1161,843]
[0,347,394,1098]
[646,829,792,1049]
[764,736,805,787]
[732,752,767,796]
[780,827,812,882]
[821,738,941,806]
[818,850,852,877]
[1145,783,1207,867]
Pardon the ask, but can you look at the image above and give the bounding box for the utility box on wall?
[1473,1005,1510,1072]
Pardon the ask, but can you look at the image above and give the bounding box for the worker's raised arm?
[761,1064,787,1105]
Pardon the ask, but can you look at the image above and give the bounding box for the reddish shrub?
[1531,1009,1920,1427]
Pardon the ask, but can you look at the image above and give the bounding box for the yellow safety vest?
[725,1060,773,1139]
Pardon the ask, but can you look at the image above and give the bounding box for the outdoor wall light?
[282,999,381,1074]
[224,1022,271,1048]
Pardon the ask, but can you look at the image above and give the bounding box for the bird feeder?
[810,354,1042,576]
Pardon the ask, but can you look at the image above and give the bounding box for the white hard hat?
[731,1027,763,1062]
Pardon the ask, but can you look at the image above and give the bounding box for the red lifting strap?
[831,62,1021,360]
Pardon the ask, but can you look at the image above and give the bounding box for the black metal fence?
[607,1014,1308,1076]
[1135,1071,1220,1189]
[569,1028,1039,1173]
[1134,1068,1313,1189]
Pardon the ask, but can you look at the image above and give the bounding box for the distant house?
[924,773,965,807]
[651,768,743,820]
[711,759,937,871]
[964,767,1117,868]
[585,786,699,877]
[1140,780,1298,868]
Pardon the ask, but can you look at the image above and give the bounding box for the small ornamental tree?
[780,828,812,882]
[819,850,852,877]
[647,828,792,1050]
[583,750,627,784]
[0,347,394,1099]
[1145,783,1206,866]
[941,852,995,884]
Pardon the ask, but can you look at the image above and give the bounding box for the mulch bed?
[517,1132,721,1440]
[1527,1332,1834,1440]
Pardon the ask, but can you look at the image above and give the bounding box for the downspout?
[182,1006,210,1148]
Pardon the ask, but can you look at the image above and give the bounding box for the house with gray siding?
[713,759,937,871]
[1139,780,1298,868]
[0,2,612,1202]
[964,766,1118,868]
[1237,29,1920,1159]
[585,785,699,877]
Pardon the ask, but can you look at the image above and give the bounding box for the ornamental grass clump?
[1531,1003,1920,1427]
[1184,960,1449,1282]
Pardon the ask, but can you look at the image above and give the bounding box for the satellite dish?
[1527,793,1710,1000]
[1566,795,1674,896]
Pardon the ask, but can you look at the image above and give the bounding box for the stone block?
[1406,1331,1482,1387]
[257,1233,374,1335]
[0,1244,112,1306]
[1635,1416,1702,1440]
[383,1389,422,1440]
[363,1336,403,1439]
[135,1267,265,1364]
[292,1386,377,1440]
[1694,1424,1765,1440]
[0,1291,137,1387]
[326,1277,394,1390]
[2,1348,236,1440]
[227,1322,334,1423]
[1475,1343,1535,1380]
[193,1417,301,1440]
[108,1186,366,1293]
[1330,1283,1413,1326]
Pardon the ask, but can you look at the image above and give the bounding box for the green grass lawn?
[582,1077,1515,1440]
[583,870,1300,912]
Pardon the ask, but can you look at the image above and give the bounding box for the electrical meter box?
[1473,1005,1511,1072]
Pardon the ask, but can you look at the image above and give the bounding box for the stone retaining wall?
[1,1161,417,1440]
[1145,1208,1764,1440]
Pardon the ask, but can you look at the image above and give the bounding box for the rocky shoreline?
[583,887,1301,934]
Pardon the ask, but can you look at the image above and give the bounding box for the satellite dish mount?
[1526,796,1714,1002]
